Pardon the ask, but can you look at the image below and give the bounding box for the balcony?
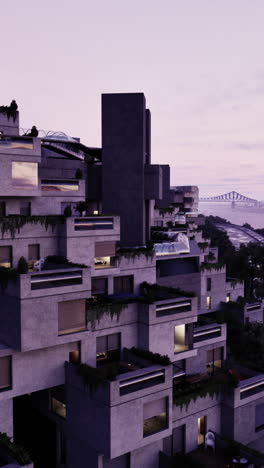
[65,215,120,238]
[3,264,90,299]
[66,352,172,459]
[239,374,264,400]
[193,323,226,346]
[41,178,85,198]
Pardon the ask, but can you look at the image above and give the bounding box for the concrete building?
[0,95,263,468]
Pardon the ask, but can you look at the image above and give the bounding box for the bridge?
[200,190,258,205]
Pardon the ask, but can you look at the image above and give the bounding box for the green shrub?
[17,257,28,274]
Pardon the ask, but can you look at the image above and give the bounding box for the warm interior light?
[93,210,99,215]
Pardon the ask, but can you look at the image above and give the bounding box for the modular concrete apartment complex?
[0,94,263,468]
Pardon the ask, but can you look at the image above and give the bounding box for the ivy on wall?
[0,215,65,238]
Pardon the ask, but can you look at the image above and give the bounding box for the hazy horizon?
[2,1,264,200]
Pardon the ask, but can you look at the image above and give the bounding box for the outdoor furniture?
[205,431,215,452]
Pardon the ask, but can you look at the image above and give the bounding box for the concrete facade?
[0,95,262,468]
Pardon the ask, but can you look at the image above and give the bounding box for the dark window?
[0,246,12,268]
[0,356,12,391]
[114,275,133,294]
[96,333,121,365]
[207,347,223,372]
[206,278,211,292]
[58,299,86,335]
[0,201,6,217]
[91,277,108,295]
[143,397,168,437]
[20,201,31,216]
[28,244,40,261]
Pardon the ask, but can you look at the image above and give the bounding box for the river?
[199,202,264,229]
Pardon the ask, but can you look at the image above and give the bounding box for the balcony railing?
[0,135,33,150]
[74,217,114,231]
[41,179,79,192]
[246,302,262,312]
[156,299,192,317]
[119,368,165,396]
[193,324,222,343]
[31,269,83,290]
[240,375,264,400]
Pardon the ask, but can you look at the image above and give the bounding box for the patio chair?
[205,431,215,452]
[33,258,45,271]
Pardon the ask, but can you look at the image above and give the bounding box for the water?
[199,202,264,229]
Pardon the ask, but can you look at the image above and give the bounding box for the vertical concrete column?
[0,398,13,437]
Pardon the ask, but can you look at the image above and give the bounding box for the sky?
[1,0,264,200]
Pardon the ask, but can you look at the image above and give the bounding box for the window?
[114,275,134,294]
[58,299,86,335]
[0,201,6,217]
[12,162,38,189]
[50,386,66,419]
[174,325,190,353]
[0,246,12,268]
[206,278,211,292]
[69,342,81,364]
[143,397,168,437]
[206,295,211,310]
[94,241,116,269]
[226,293,231,303]
[20,201,31,216]
[255,403,264,432]
[207,347,223,373]
[198,416,206,446]
[28,244,40,262]
[91,277,108,296]
[41,180,79,191]
[96,333,121,365]
[0,356,12,391]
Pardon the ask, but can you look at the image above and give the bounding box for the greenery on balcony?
[0,215,65,238]
[173,372,238,409]
[115,243,154,260]
[198,241,209,252]
[200,262,225,272]
[0,100,18,121]
[140,282,195,303]
[86,294,138,329]
[128,347,171,366]
[0,432,31,466]
[76,363,119,391]
[43,255,87,269]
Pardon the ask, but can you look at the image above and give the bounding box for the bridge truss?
[200,190,258,203]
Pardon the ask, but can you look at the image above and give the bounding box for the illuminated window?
[12,162,38,189]
[28,244,40,262]
[94,241,116,269]
[226,293,231,303]
[207,347,223,373]
[0,246,12,268]
[206,295,211,310]
[174,325,189,353]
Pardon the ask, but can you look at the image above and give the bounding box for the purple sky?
[2,1,264,199]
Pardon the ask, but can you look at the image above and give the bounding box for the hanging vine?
[0,215,65,238]
[86,297,133,329]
